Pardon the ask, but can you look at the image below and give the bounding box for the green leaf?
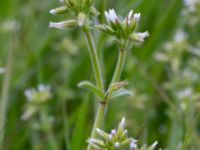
[110,88,133,99]
[77,81,105,98]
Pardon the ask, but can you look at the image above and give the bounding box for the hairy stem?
[111,48,127,84]
[84,29,104,91]
[84,28,106,150]
[87,103,106,150]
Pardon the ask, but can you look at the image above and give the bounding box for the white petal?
[114,142,120,148]
[120,117,126,128]
[133,13,141,23]
[151,141,158,149]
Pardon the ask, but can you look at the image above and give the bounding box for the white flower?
[111,129,117,135]
[108,134,113,141]
[133,13,141,24]
[105,9,119,23]
[127,10,134,25]
[130,138,137,149]
[177,88,193,99]
[120,117,126,129]
[174,29,187,42]
[38,84,50,92]
[150,141,158,149]
[114,142,120,148]
[130,31,149,43]
[0,67,5,74]
[184,0,200,12]
[24,89,34,101]
[87,138,105,149]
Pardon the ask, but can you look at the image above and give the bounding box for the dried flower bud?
[110,81,129,91]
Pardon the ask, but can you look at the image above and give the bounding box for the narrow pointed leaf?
[77,81,105,98]
[110,88,133,99]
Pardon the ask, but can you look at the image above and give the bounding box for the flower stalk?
[111,48,127,84]
[84,28,104,91]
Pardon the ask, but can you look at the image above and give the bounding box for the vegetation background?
[0,0,199,149]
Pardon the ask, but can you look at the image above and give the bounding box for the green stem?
[0,46,13,149]
[87,103,106,150]
[84,29,104,91]
[84,28,106,150]
[111,48,127,84]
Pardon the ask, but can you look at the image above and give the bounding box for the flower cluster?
[49,0,99,29]
[184,0,200,13]
[88,117,159,150]
[182,0,200,25]
[21,84,52,121]
[97,9,149,46]
[155,29,200,111]
[154,30,189,71]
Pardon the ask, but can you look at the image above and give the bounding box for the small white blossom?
[177,88,193,99]
[133,13,141,23]
[114,142,120,148]
[0,67,5,74]
[174,29,187,42]
[108,134,113,141]
[105,9,119,23]
[184,0,200,12]
[151,141,158,149]
[87,138,105,149]
[130,138,137,149]
[130,31,149,43]
[88,117,159,149]
[24,89,34,101]
[111,129,117,135]
[38,84,50,92]
[120,117,126,129]
[127,10,134,25]
[87,138,96,144]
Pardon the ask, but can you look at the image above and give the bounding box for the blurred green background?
[0,0,200,149]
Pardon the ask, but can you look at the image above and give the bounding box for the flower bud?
[49,20,78,29]
[87,138,105,149]
[129,31,149,44]
[95,24,115,35]
[65,0,76,9]
[77,13,86,26]
[84,0,93,7]
[96,128,110,140]
[130,138,137,149]
[150,141,158,149]
[49,6,68,15]
[110,81,129,91]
